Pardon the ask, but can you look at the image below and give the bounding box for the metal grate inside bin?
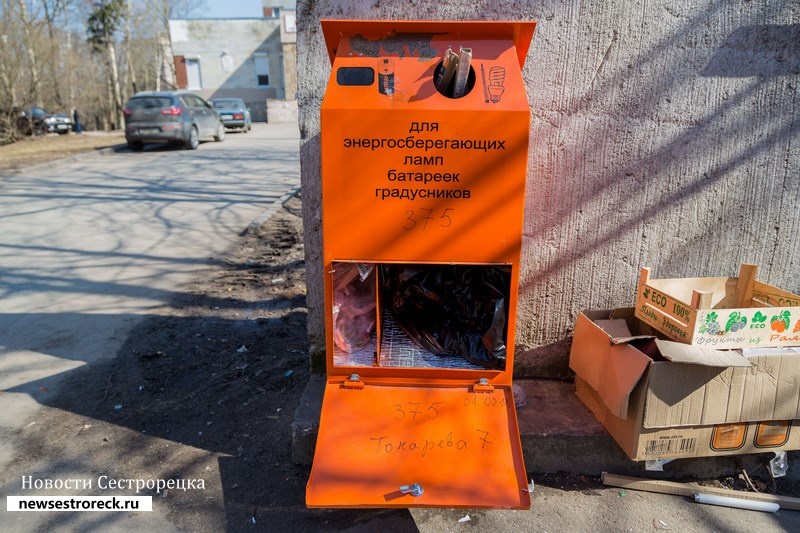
[333,310,482,370]
[332,337,375,367]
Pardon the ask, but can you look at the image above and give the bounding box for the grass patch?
[0,132,126,172]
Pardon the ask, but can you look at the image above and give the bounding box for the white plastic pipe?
[694,493,780,513]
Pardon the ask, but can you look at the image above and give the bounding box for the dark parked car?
[17,106,49,136]
[123,90,225,151]
[209,98,252,132]
[44,112,73,134]
[1,106,69,139]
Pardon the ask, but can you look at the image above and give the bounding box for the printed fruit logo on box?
[698,312,721,335]
[725,312,747,332]
[770,310,791,333]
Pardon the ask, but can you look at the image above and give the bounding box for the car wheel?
[214,122,225,142]
[185,125,199,150]
[128,141,144,151]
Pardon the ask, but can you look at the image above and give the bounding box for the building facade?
[169,3,296,122]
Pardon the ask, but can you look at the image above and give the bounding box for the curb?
[247,184,301,233]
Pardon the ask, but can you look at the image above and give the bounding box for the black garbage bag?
[381,264,509,369]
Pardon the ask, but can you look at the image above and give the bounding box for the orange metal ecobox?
[307,19,536,509]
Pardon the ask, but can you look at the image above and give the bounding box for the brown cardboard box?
[569,308,800,461]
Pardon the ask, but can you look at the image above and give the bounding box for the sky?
[200,0,264,18]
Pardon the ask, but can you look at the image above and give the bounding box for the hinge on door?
[342,373,365,390]
[472,377,494,393]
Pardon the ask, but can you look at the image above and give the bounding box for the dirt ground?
[4,142,800,531]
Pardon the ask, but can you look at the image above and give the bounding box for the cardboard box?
[570,308,800,461]
[635,264,800,350]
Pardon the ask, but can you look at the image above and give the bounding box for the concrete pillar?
[297,1,800,374]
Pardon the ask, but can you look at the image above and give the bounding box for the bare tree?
[0,21,18,144]
[146,0,206,23]
[87,0,124,128]
[0,37,15,107]
[62,0,75,112]
[120,0,136,100]
[41,0,67,108]
[0,1,20,108]
[17,0,43,107]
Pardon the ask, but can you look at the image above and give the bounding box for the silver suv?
[123,91,225,151]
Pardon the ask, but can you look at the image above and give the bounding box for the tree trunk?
[154,38,162,91]
[107,41,123,130]
[159,33,176,89]
[64,1,74,114]
[17,0,42,107]
[0,35,16,107]
[41,0,64,108]
[123,0,137,99]
[156,0,176,89]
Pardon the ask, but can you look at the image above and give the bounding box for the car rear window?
[212,100,242,109]
[127,97,174,109]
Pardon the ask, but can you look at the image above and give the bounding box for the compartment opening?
[331,261,510,370]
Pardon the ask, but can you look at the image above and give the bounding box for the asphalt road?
[0,123,300,528]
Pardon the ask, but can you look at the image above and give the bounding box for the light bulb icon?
[487,66,506,103]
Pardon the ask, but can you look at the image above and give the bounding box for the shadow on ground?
[4,195,418,531]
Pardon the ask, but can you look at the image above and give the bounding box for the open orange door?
[307,380,528,508]
[307,20,536,509]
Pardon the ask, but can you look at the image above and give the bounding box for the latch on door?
[473,377,495,393]
[342,373,365,390]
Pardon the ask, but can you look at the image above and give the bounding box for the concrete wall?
[266,98,298,123]
[297,1,800,373]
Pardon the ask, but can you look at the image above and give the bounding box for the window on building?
[186,58,202,89]
[284,14,296,33]
[220,52,234,73]
[254,53,270,87]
